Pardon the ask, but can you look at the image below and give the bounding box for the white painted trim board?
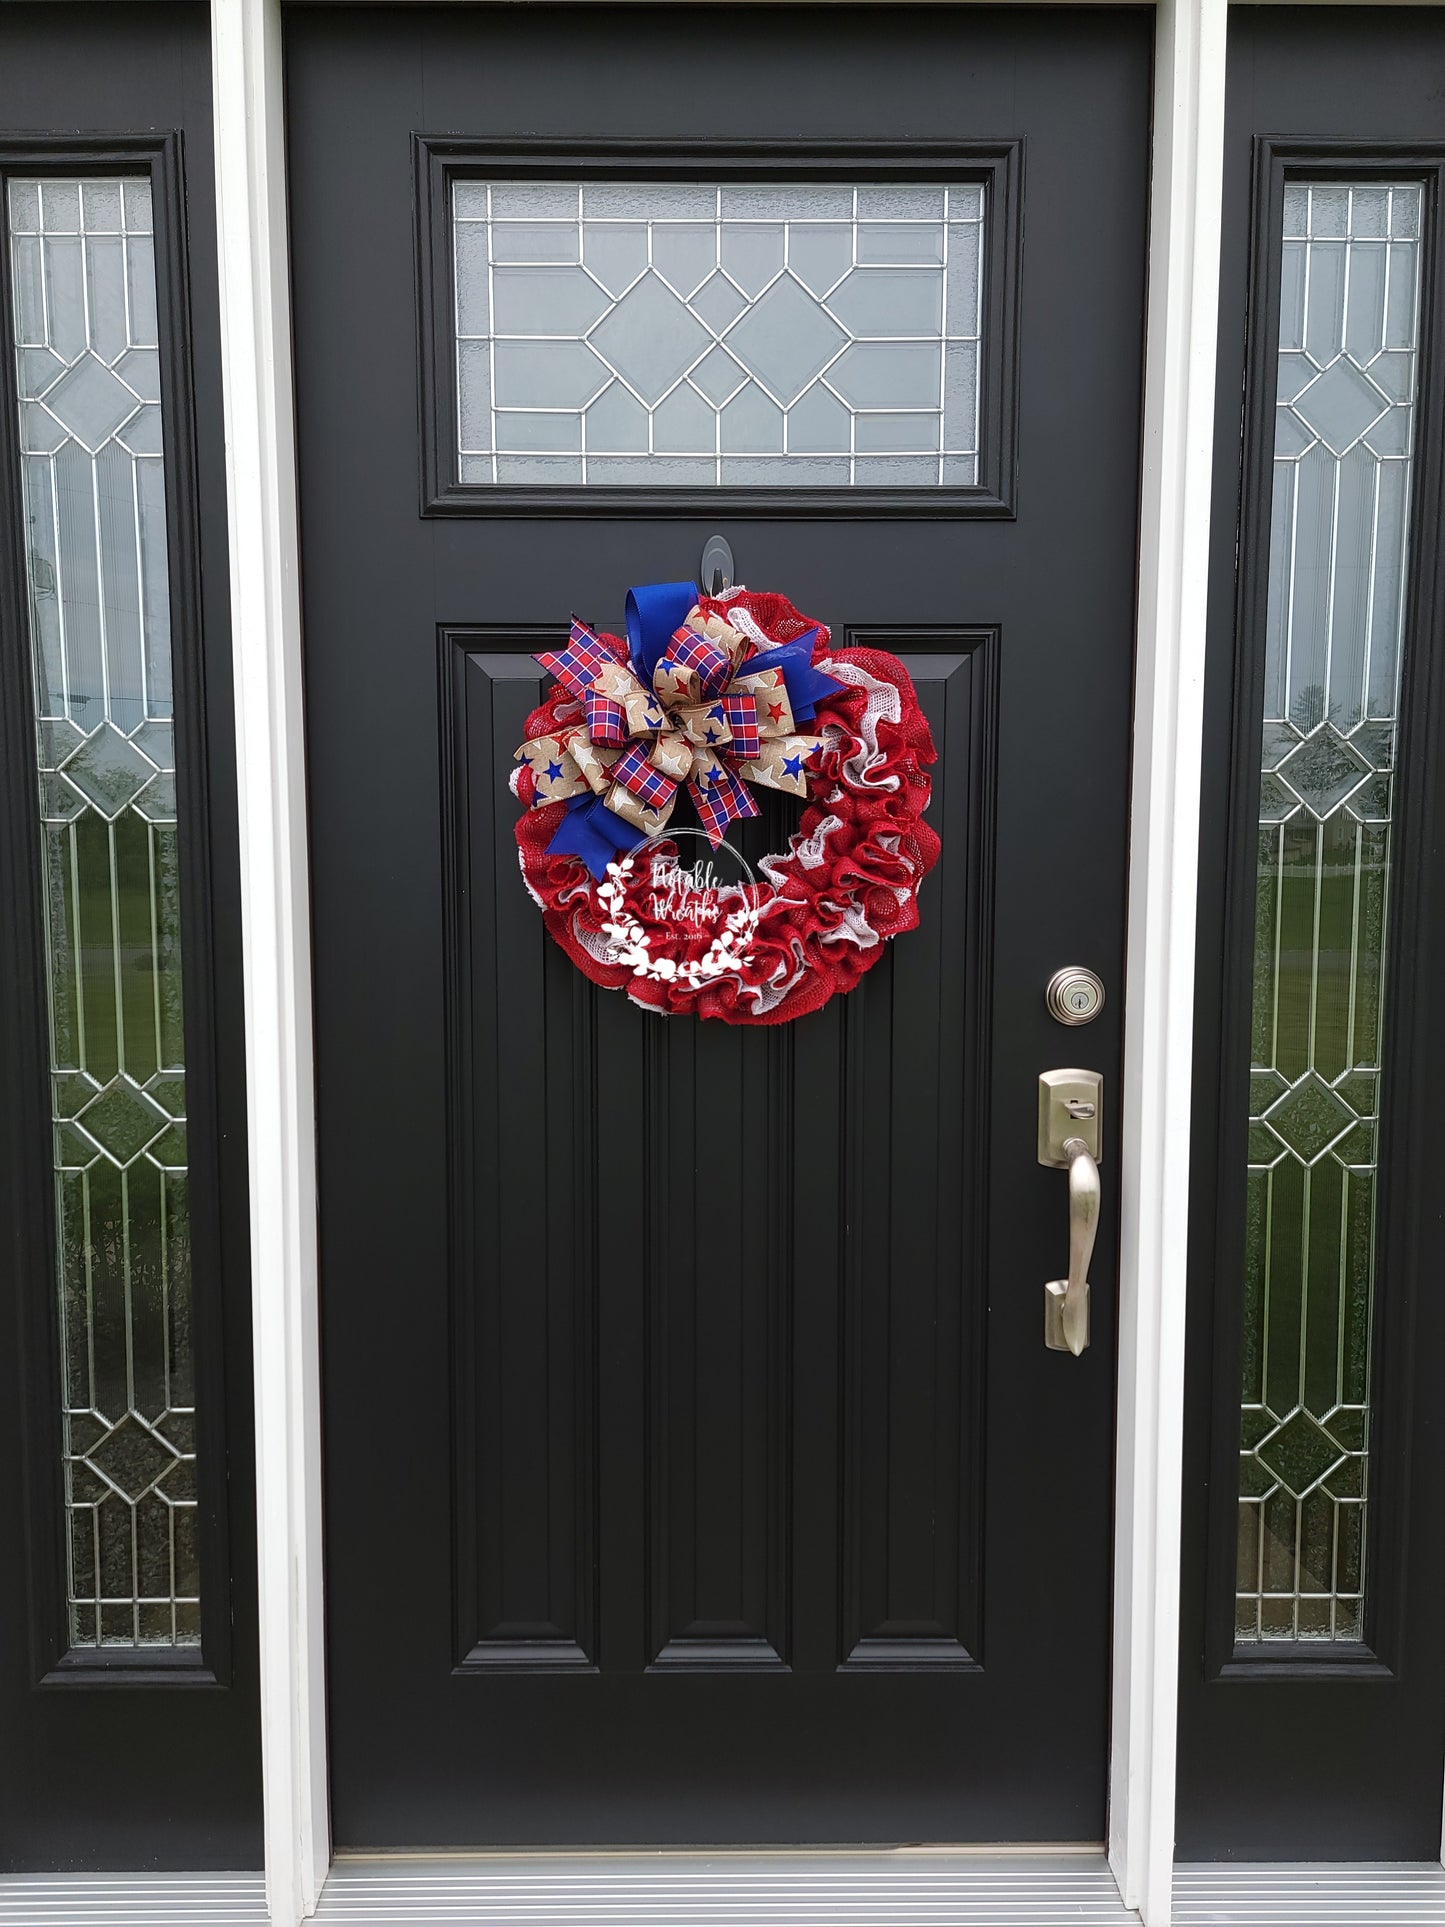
[210,1,330,1921]
[1108,1,1228,1922]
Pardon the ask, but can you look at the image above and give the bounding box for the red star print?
[767,701,785,723]
[674,672,691,694]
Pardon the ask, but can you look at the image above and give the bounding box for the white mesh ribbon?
[821,657,902,790]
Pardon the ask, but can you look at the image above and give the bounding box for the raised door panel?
[446,632,993,1678]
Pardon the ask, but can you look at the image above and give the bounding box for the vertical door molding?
[210,1,328,1923]
[1110,2,1228,1924]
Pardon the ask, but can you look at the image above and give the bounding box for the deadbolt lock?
[1046,966,1106,1026]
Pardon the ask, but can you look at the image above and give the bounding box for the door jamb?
[208,3,1226,1923]
[1109,2,1226,1922]
[211,3,328,1922]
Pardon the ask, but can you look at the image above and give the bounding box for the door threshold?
[335,1840,1105,1862]
[313,1855,1445,1923]
[4,1860,1445,1924]
[317,1851,1136,1921]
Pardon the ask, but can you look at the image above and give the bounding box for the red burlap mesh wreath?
[513,589,940,1024]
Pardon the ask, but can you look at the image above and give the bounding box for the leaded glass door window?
[454,182,984,486]
[6,172,203,1652]
[1235,180,1423,1647]
[418,146,1019,513]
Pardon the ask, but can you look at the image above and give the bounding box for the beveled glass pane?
[1235,182,1423,1644]
[451,180,986,485]
[6,178,199,1650]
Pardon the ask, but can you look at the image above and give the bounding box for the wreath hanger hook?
[700,534,734,598]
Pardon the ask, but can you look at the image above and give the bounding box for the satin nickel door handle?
[1038,1070,1104,1356]
[1046,1137,1100,1354]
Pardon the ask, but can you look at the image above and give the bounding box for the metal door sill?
[0,1875,269,1923]
[1173,1863,1445,1922]
[4,1858,1445,1924]
[317,1850,1136,1920]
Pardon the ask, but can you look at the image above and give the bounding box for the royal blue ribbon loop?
[549,792,650,879]
[625,580,698,685]
[757,627,846,724]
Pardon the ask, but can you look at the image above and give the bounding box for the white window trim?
[207,2,1223,1923]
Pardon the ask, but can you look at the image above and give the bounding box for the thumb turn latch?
[1038,1069,1103,1356]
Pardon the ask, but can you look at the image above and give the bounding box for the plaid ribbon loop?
[535,620,626,704]
[653,627,735,706]
[517,603,827,852]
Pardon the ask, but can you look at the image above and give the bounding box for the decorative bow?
[516,580,844,878]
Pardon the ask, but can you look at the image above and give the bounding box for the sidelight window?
[5,176,199,1650]
[1234,180,1423,1644]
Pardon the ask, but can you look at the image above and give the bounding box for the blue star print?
[544,758,566,784]
[782,753,804,779]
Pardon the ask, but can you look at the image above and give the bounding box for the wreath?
[511,580,939,1025]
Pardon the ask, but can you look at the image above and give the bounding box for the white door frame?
[210,4,1225,1922]
[211,3,328,1918]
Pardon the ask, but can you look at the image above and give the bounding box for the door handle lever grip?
[1047,1136,1099,1355]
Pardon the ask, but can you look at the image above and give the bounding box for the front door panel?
[288,4,1149,1848]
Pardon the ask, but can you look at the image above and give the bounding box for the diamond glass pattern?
[1292,357,1390,455]
[75,1078,170,1167]
[1275,727,1371,819]
[723,276,848,404]
[453,182,985,485]
[87,1413,181,1501]
[44,352,142,450]
[587,273,712,405]
[7,178,199,1650]
[1236,183,1422,1645]
[1255,1412,1349,1499]
[60,721,158,818]
[1261,1073,1356,1162]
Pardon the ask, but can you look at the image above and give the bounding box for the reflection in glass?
[7,177,199,1648]
[1236,182,1422,1643]
[452,181,985,486]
